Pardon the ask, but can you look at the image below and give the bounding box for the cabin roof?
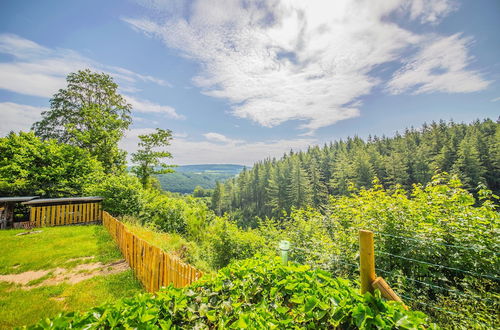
[22,197,103,205]
[0,196,39,204]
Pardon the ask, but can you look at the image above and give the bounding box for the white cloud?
[491,97,500,102]
[387,34,491,95]
[203,132,242,144]
[120,128,315,165]
[0,34,175,111]
[0,102,46,136]
[125,95,184,119]
[123,0,482,133]
[407,0,458,24]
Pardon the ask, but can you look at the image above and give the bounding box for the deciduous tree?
[32,69,132,173]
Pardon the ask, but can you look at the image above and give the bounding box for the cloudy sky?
[1,0,499,165]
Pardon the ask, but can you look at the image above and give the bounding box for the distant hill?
[156,164,245,194]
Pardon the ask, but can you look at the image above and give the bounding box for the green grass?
[0,225,122,274]
[0,225,144,328]
[123,221,211,272]
[0,271,142,329]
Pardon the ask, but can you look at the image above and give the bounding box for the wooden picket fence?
[29,202,103,227]
[102,211,203,292]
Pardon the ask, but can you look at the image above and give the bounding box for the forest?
[210,119,500,225]
[156,164,244,194]
[1,70,498,329]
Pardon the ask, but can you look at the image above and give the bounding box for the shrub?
[142,192,214,238]
[29,256,432,329]
[84,173,144,216]
[202,217,270,270]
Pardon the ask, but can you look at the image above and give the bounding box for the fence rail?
[102,211,203,292]
[30,202,103,227]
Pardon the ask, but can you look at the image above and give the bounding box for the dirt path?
[0,260,130,288]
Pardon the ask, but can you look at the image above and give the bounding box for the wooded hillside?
[211,119,499,223]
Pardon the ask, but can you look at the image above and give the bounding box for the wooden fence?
[29,202,103,227]
[102,211,203,292]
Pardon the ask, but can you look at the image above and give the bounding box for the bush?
[29,256,432,329]
[202,217,273,269]
[84,173,144,216]
[142,192,214,239]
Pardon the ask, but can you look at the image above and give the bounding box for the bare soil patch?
[0,260,129,288]
[0,270,50,285]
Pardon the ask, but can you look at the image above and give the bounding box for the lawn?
[0,225,143,328]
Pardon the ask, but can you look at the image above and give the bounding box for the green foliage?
[0,132,103,197]
[193,185,212,197]
[157,171,237,194]
[201,217,268,269]
[29,256,431,329]
[132,128,174,188]
[280,175,499,329]
[32,69,132,173]
[214,119,499,223]
[141,190,214,240]
[84,173,144,217]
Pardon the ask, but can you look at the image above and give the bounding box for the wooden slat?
[29,206,35,225]
[81,203,86,223]
[75,203,81,223]
[67,204,72,224]
[100,210,202,292]
[41,206,46,227]
[51,206,56,226]
[54,205,59,226]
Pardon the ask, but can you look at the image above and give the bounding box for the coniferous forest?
[211,119,500,224]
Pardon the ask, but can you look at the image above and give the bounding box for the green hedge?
[28,256,434,329]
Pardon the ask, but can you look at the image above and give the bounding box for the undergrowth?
[29,256,434,329]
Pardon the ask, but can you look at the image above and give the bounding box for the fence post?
[359,230,376,294]
[279,240,290,265]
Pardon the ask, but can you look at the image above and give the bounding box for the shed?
[0,196,39,229]
[22,197,104,227]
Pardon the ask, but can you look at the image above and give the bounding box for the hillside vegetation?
[2,70,497,328]
[209,120,499,224]
[29,256,431,329]
[156,164,245,194]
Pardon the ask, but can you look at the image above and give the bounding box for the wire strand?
[376,251,500,281]
[399,294,495,329]
[376,268,498,305]
[373,231,499,255]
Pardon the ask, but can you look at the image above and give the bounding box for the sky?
[0,0,499,166]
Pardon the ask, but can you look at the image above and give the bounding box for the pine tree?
[452,135,485,190]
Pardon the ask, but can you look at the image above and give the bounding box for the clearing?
[0,225,143,328]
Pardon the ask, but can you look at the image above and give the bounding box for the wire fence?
[284,228,499,329]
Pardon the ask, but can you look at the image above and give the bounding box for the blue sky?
[0,0,498,165]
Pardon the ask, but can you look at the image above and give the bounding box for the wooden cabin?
[22,197,104,227]
[0,196,39,229]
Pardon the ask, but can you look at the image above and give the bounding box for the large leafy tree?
[0,132,103,197]
[32,69,132,173]
[132,128,174,188]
